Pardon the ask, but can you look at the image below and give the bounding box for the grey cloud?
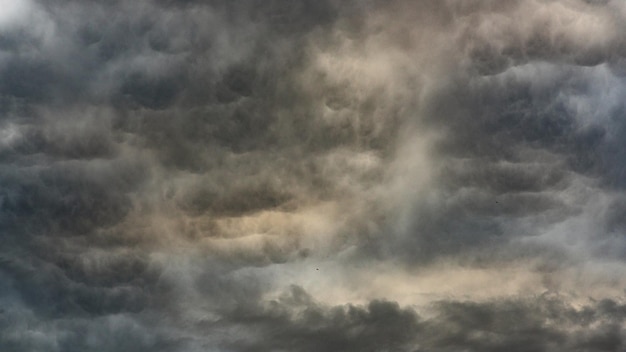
[210,286,625,352]
[1,280,624,351]
[423,296,626,352]
[0,305,182,352]
[218,285,422,352]
[383,60,626,264]
[1,0,626,351]
[450,0,626,75]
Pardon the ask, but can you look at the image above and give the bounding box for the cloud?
[194,285,626,352]
[1,0,625,350]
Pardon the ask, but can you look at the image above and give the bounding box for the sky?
[1,0,626,351]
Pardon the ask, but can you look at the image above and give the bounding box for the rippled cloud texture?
[1,0,626,351]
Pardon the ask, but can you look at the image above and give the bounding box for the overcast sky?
[1,0,626,351]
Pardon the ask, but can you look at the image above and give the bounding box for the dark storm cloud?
[370,66,609,263]
[1,0,626,351]
[1,280,625,351]
[424,296,626,352]
[376,0,626,264]
[0,0,362,339]
[220,286,421,352]
[208,286,626,352]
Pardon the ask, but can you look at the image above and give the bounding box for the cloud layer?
[1,0,625,351]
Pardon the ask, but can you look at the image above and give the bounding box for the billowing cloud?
[1,0,625,351]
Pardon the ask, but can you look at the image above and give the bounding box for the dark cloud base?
[1,284,624,351]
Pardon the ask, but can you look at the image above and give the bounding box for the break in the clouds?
[1,0,626,351]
